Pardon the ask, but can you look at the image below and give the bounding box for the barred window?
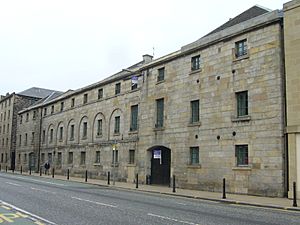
[236,91,248,117]
[190,147,199,165]
[156,98,164,128]
[235,39,247,57]
[191,55,200,71]
[235,145,248,166]
[191,100,199,123]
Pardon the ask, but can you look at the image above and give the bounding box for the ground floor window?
[68,152,73,164]
[235,145,248,166]
[190,147,199,165]
[129,150,135,164]
[80,152,86,165]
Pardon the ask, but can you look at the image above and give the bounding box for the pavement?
[6,170,300,213]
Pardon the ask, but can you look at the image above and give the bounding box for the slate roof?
[205,5,271,37]
[17,87,63,99]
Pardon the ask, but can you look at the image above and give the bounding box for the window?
[236,91,248,117]
[156,98,164,128]
[31,132,35,144]
[19,135,22,146]
[57,152,62,166]
[60,102,64,112]
[235,39,247,58]
[8,110,10,119]
[157,67,165,82]
[1,154,3,163]
[191,55,200,71]
[0,126,1,134]
[25,133,28,146]
[70,125,75,140]
[97,119,102,136]
[50,129,53,143]
[83,122,87,138]
[112,150,118,163]
[115,83,121,95]
[41,153,45,164]
[235,145,248,166]
[129,150,135,164]
[98,88,103,99]
[44,108,47,116]
[24,154,27,163]
[68,152,73,164]
[4,112,6,121]
[83,93,88,104]
[51,105,54,114]
[26,113,29,122]
[114,116,120,134]
[80,152,86,165]
[33,110,36,119]
[191,100,199,123]
[20,115,23,124]
[48,153,52,164]
[95,151,100,163]
[71,98,75,107]
[7,124,9,133]
[130,76,138,91]
[130,105,138,131]
[190,147,199,165]
[42,130,45,143]
[59,127,63,141]
[18,154,21,164]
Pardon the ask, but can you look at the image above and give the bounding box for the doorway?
[149,146,171,185]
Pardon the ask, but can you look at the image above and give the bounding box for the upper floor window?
[97,119,102,136]
[115,83,121,95]
[51,105,54,114]
[156,98,164,128]
[59,127,63,141]
[44,108,47,116]
[8,110,10,119]
[80,151,86,165]
[235,145,248,166]
[191,55,200,71]
[42,130,45,143]
[98,88,103,99]
[20,115,23,124]
[26,113,29,122]
[60,102,64,112]
[236,91,248,117]
[157,67,165,82]
[25,133,28,146]
[83,93,88,104]
[71,98,75,107]
[190,147,199,165]
[114,116,120,134]
[50,129,54,143]
[191,100,199,123]
[235,39,247,58]
[83,122,87,139]
[33,110,36,120]
[70,124,75,140]
[31,132,35,144]
[131,76,138,90]
[130,105,138,131]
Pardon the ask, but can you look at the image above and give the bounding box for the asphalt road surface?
[0,172,299,225]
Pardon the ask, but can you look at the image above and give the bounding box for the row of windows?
[0,98,11,109]
[1,138,9,147]
[0,124,9,135]
[0,110,11,123]
[20,110,37,124]
[0,153,8,163]
[15,145,248,168]
[190,145,248,167]
[18,90,248,146]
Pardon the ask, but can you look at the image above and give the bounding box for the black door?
[151,147,171,185]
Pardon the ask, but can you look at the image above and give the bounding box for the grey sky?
[0,0,286,94]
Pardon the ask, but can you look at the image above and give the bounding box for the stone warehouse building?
[12,2,300,198]
[0,88,62,170]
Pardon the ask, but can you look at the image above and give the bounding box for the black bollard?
[20,166,22,174]
[85,170,88,182]
[40,167,42,176]
[52,168,55,178]
[107,171,110,185]
[29,167,31,175]
[293,182,298,207]
[67,169,69,180]
[222,178,226,199]
[12,168,14,173]
[173,175,176,193]
[6,166,7,172]
[136,173,138,189]
[0,164,1,171]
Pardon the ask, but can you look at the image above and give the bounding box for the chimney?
[143,54,153,63]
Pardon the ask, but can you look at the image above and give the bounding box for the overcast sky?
[0,0,286,94]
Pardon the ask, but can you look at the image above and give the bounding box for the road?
[0,172,299,225]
